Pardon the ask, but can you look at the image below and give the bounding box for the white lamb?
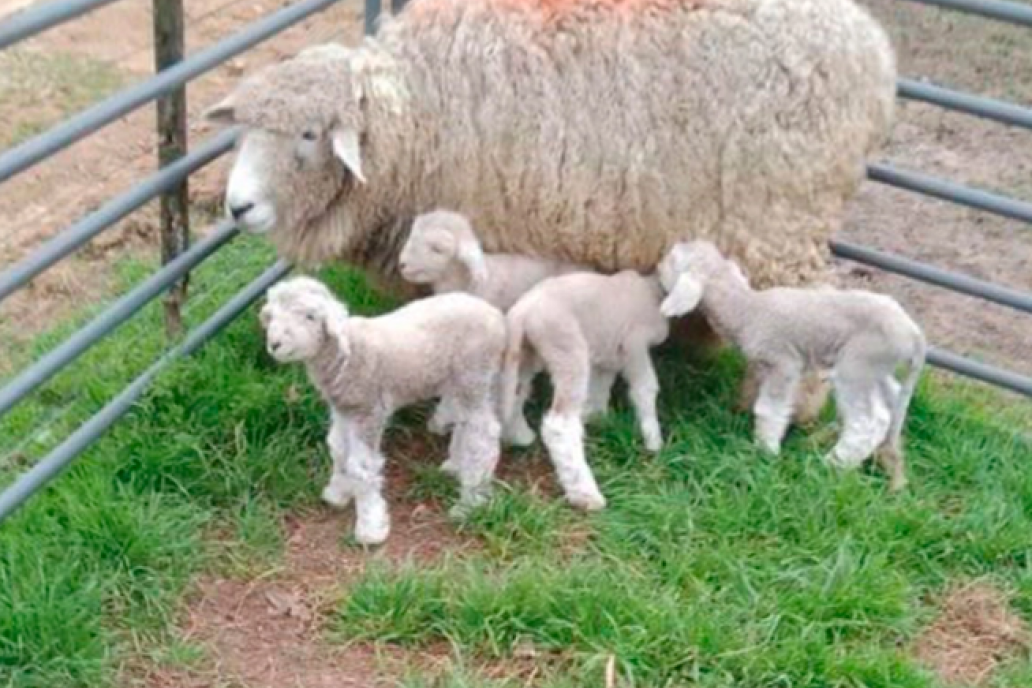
[657,240,926,491]
[397,208,585,444]
[259,276,507,545]
[499,270,670,511]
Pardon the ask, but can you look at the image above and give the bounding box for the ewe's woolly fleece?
[225,0,896,288]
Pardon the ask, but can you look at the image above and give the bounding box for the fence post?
[153,0,189,337]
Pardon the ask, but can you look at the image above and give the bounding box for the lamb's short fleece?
[500,270,670,511]
[259,276,507,544]
[657,240,926,491]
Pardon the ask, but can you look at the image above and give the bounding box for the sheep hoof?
[427,417,453,436]
[502,425,536,447]
[567,490,606,512]
[321,480,353,509]
[643,425,663,453]
[354,520,390,546]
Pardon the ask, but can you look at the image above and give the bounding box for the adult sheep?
[205,0,896,293]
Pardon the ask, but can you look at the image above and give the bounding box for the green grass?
[2,237,1031,687]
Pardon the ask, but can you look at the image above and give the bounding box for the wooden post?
[153,0,189,338]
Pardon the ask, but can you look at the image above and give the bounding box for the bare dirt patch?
[914,581,1030,686]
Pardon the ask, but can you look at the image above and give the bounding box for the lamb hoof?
[643,425,663,453]
[824,450,866,471]
[439,457,461,476]
[756,438,781,456]
[567,490,606,512]
[888,476,908,493]
[321,479,352,509]
[354,520,390,546]
[503,424,536,447]
[427,417,452,436]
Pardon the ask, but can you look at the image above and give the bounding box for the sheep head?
[657,240,737,318]
[205,44,369,241]
[260,276,351,363]
[398,210,489,289]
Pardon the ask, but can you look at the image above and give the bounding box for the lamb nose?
[229,202,254,220]
[270,341,281,351]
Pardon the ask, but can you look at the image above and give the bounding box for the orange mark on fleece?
[410,0,704,23]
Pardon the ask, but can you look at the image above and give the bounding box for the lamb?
[398,209,587,311]
[657,241,926,492]
[499,270,670,511]
[397,208,586,443]
[259,276,507,544]
[204,0,896,293]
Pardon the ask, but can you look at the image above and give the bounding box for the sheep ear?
[320,301,352,359]
[204,94,237,124]
[331,128,366,184]
[456,239,488,288]
[660,274,703,318]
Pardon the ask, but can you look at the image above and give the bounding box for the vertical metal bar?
[365,0,381,35]
[153,0,190,338]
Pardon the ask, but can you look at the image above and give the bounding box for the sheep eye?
[301,130,317,141]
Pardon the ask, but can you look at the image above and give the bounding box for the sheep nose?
[229,202,254,221]
[269,340,281,352]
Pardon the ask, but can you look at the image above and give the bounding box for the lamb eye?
[305,313,317,321]
[302,130,317,141]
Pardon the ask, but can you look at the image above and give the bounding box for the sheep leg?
[875,375,907,492]
[793,369,831,427]
[752,363,802,455]
[501,361,538,447]
[427,396,458,437]
[826,373,887,471]
[584,367,617,422]
[537,331,605,511]
[342,413,390,546]
[735,362,761,414]
[621,347,662,452]
[321,410,353,508]
[447,401,502,518]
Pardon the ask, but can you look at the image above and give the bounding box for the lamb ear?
[331,128,366,184]
[204,94,237,124]
[317,299,351,356]
[660,274,703,318]
[456,239,488,288]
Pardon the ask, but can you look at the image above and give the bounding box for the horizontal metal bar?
[0,221,239,419]
[902,0,1032,28]
[0,259,292,525]
[867,163,1032,225]
[365,0,380,35]
[830,240,1032,315]
[0,0,120,50]
[928,346,1032,397]
[0,127,238,304]
[898,77,1032,131]
[0,0,338,184]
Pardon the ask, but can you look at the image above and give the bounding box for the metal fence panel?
[904,0,1032,27]
[0,0,338,183]
[0,260,292,524]
[0,0,120,50]
[0,222,239,419]
[0,128,239,303]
